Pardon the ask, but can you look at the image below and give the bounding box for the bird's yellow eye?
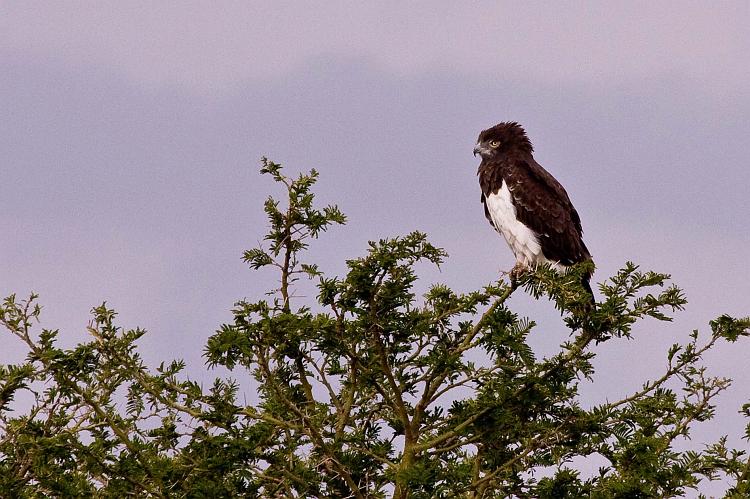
[489,140,501,148]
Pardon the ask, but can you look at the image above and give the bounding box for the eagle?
[474,122,594,298]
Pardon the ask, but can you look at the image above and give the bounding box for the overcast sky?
[2,3,749,495]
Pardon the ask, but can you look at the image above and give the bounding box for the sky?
[2,2,749,495]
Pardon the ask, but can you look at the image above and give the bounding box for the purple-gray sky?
[2,3,749,495]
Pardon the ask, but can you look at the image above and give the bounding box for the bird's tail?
[581,267,596,312]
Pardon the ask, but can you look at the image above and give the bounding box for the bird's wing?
[505,158,590,265]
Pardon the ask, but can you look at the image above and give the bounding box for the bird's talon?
[509,263,527,281]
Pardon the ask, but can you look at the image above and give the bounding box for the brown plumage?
[474,122,594,297]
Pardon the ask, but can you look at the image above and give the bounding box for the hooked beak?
[473,146,481,157]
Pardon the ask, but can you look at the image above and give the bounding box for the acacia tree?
[1,159,750,498]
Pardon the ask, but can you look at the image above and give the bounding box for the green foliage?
[2,160,749,497]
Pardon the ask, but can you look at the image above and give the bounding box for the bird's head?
[474,122,534,160]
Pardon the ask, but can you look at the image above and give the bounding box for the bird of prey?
[474,122,594,298]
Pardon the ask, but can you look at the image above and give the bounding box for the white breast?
[485,182,558,269]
